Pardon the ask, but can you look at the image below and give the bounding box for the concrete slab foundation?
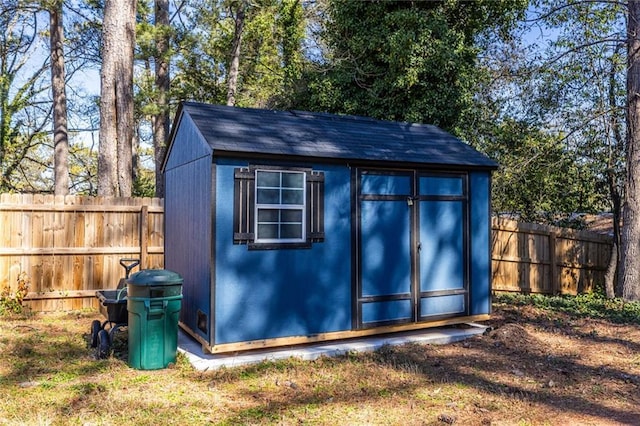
[177,324,488,371]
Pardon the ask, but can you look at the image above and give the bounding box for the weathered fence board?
[0,194,614,312]
[0,194,164,311]
[492,218,613,295]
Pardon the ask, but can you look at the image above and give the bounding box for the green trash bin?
[127,269,183,370]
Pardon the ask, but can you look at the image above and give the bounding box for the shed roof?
[169,102,498,169]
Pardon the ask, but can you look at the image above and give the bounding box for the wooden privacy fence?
[492,218,613,295]
[0,194,614,312]
[0,194,164,311]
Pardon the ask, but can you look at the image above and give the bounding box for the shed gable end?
[164,113,213,171]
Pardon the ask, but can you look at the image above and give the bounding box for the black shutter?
[307,170,325,242]
[233,167,255,244]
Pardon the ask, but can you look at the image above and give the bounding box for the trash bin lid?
[127,269,183,286]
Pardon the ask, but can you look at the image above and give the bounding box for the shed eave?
[161,103,186,173]
[211,149,499,171]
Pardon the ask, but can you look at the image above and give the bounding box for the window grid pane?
[256,208,304,240]
[255,170,306,243]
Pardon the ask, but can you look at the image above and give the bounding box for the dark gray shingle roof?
[179,102,498,169]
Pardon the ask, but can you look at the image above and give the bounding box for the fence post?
[140,205,148,269]
[549,230,558,294]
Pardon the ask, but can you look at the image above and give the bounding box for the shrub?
[0,272,30,315]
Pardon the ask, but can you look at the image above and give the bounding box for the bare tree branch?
[526,0,627,23]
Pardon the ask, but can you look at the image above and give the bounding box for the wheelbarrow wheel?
[90,320,101,348]
[97,329,110,359]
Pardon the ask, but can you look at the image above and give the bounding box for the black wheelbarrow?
[90,258,139,358]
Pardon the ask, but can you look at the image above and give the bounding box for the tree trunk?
[621,1,640,301]
[50,1,69,196]
[226,1,246,107]
[606,169,622,297]
[606,45,624,298]
[153,0,170,197]
[605,167,621,298]
[605,243,618,298]
[98,0,136,197]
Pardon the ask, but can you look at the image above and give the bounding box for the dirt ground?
[415,301,640,425]
[2,298,640,425]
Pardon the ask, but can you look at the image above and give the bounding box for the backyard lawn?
[1,293,639,425]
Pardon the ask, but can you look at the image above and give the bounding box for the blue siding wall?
[469,172,491,315]
[214,159,352,344]
[165,154,213,342]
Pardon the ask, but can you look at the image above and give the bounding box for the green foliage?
[171,0,305,108]
[135,1,175,117]
[469,118,604,223]
[277,0,304,85]
[0,1,103,195]
[0,272,30,316]
[171,20,228,104]
[494,292,640,325]
[68,142,98,196]
[531,0,627,217]
[133,166,156,197]
[0,1,51,192]
[455,0,623,223]
[291,0,527,130]
[1,0,621,221]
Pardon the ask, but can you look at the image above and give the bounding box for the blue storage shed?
[162,102,497,353]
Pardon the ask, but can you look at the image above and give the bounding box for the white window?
[233,166,324,249]
[254,170,306,243]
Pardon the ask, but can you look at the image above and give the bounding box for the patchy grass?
[1,296,640,425]
[495,292,640,325]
